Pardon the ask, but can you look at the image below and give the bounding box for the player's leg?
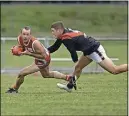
[99,57,128,74]
[36,58,71,81]
[57,55,93,92]
[39,65,71,81]
[39,64,73,92]
[73,55,93,79]
[6,63,40,93]
[88,45,128,74]
[68,55,92,89]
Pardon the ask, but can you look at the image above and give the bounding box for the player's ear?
[57,29,61,33]
[59,29,63,34]
[57,29,59,32]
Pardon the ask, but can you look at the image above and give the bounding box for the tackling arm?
[47,39,62,53]
[63,39,78,63]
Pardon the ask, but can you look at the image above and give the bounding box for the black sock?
[67,83,73,89]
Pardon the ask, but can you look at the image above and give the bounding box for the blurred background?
[1,1,127,37]
[1,1,127,74]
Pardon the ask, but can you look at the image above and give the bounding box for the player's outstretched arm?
[47,39,62,53]
[63,39,78,63]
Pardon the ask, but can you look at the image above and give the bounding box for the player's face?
[21,29,31,43]
[51,28,62,38]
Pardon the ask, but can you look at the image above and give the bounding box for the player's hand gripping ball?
[11,45,24,56]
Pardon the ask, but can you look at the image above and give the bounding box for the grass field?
[1,73,127,115]
[1,40,128,115]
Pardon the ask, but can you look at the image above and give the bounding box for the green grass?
[1,40,127,69]
[1,4,127,37]
[1,39,127,115]
[1,73,127,115]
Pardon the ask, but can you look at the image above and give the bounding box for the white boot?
[57,83,72,92]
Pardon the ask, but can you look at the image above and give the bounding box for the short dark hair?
[21,26,31,33]
[51,21,65,30]
[24,26,31,30]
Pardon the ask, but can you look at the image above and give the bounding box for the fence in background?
[1,36,127,47]
[1,37,126,74]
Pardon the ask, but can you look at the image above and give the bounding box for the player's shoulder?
[31,36,37,41]
[60,28,83,40]
[32,37,41,46]
[67,28,81,33]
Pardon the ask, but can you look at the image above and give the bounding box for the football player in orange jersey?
[6,26,72,93]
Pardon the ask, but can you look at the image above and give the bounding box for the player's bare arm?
[21,40,46,59]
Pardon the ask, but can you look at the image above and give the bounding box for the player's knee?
[18,71,28,77]
[43,76,50,78]
[110,68,119,75]
[43,74,50,78]
[110,71,118,75]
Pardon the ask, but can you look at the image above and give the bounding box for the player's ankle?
[12,85,18,90]
[66,75,70,81]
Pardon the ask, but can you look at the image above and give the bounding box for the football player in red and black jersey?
[47,21,128,92]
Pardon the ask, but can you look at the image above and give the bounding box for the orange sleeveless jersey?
[17,35,50,68]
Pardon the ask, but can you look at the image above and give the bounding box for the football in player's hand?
[11,45,24,56]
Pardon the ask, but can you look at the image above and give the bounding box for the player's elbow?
[41,53,46,59]
[73,59,78,63]
[71,53,78,63]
